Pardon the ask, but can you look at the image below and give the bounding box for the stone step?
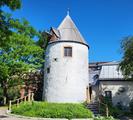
[88,102,99,105]
[87,102,100,116]
[87,106,98,109]
[87,104,98,106]
[88,108,98,111]
[88,107,98,109]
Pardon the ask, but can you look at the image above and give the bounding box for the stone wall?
[99,80,133,106]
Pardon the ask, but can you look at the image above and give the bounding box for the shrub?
[99,97,123,117]
[7,87,20,100]
[129,99,133,114]
[12,101,93,119]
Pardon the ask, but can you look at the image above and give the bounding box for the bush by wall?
[99,97,123,117]
[129,99,133,114]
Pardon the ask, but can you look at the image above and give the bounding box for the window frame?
[63,46,72,57]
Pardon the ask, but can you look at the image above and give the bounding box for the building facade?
[43,14,89,103]
[90,62,133,107]
[42,13,133,106]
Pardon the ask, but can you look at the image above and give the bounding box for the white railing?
[8,92,34,111]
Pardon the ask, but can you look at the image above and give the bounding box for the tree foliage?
[0,0,44,102]
[119,36,133,78]
[0,0,21,10]
[0,0,22,47]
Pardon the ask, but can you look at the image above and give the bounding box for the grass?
[12,101,93,119]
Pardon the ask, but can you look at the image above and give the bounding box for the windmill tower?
[42,13,89,103]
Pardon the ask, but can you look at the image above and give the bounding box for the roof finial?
[67,8,70,16]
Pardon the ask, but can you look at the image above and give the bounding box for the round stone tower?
[42,13,89,103]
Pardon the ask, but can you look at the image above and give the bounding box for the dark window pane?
[47,67,50,73]
[105,91,112,100]
[64,47,72,57]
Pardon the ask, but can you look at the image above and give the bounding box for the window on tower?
[64,47,72,57]
[47,67,50,73]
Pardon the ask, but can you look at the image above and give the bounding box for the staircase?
[87,101,99,116]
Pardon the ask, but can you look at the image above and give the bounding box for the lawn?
[12,101,93,119]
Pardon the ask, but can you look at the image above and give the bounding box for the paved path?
[0,107,54,120]
[0,107,32,120]
[119,116,133,120]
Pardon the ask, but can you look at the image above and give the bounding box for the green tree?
[0,0,21,47]
[0,0,44,103]
[119,36,133,78]
[0,0,21,10]
[0,20,44,102]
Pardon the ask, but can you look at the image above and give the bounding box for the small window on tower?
[47,67,50,73]
[64,47,72,57]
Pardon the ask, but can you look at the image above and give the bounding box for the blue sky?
[3,0,133,62]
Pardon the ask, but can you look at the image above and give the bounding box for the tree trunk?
[2,81,8,105]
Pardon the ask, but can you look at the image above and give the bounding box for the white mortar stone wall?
[99,81,133,106]
[43,42,89,103]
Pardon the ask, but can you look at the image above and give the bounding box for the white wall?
[99,81,133,106]
[43,42,89,103]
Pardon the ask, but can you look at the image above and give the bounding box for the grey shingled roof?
[57,14,87,45]
[89,61,125,85]
[99,62,124,80]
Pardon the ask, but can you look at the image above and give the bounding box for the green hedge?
[12,101,93,119]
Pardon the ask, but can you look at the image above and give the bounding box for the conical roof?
[57,14,87,45]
